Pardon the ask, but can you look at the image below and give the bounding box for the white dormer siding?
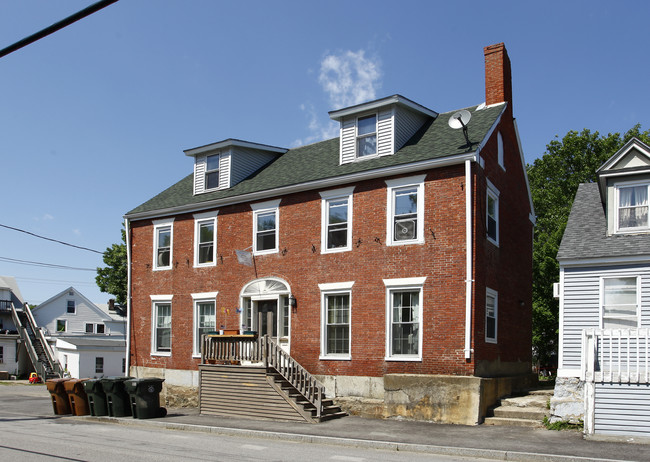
[394,107,429,150]
[186,139,287,196]
[193,151,231,195]
[597,139,650,235]
[330,95,437,166]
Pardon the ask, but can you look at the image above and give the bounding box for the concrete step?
[484,416,544,428]
[493,406,549,420]
[500,394,549,408]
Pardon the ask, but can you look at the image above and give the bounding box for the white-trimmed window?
[85,323,106,334]
[252,199,280,255]
[151,295,172,355]
[485,288,498,343]
[194,212,218,267]
[385,175,425,245]
[319,282,354,360]
[192,292,218,357]
[56,319,66,332]
[153,219,174,270]
[486,182,499,245]
[67,300,75,314]
[357,114,377,158]
[205,154,220,190]
[602,276,639,329]
[95,357,104,374]
[320,187,354,253]
[617,183,650,232]
[384,277,426,360]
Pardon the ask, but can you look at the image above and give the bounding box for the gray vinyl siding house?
[553,138,650,437]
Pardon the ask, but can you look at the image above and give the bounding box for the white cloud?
[318,49,382,108]
[72,229,81,236]
[33,213,54,222]
[294,49,382,147]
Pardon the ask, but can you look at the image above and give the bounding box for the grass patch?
[543,416,583,431]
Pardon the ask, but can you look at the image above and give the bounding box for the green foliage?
[543,416,583,431]
[96,227,127,305]
[528,125,650,366]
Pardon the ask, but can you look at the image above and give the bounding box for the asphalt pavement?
[4,382,649,462]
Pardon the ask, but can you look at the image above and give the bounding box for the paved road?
[0,383,488,462]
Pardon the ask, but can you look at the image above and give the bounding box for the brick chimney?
[484,43,512,112]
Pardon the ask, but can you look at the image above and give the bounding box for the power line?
[0,223,103,254]
[0,256,96,272]
[0,0,119,59]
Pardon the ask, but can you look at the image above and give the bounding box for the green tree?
[528,125,650,367]
[96,227,127,305]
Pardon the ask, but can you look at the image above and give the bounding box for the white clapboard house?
[553,137,650,437]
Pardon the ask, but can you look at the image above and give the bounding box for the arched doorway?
[240,278,291,353]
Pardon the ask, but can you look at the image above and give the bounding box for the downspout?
[124,217,132,377]
[464,159,474,360]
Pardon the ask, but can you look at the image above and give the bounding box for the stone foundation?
[549,377,584,424]
[318,373,537,425]
[130,366,199,408]
[132,365,535,422]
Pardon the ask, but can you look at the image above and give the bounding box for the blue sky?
[1,0,649,305]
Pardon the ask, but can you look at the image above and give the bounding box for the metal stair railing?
[23,303,62,378]
[10,303,62,379]
[11,303,45,379]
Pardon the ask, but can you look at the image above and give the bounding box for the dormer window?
[205,154,220,190]
[357,114,377,157]
[617,183,649,231]
[329,95,437,165]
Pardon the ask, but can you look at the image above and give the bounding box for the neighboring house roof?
[55,336,126,349]
[557,182,650,261]
[96,303,126,322]
[0,275,24,307]
[32,286,110,320]
[126,103,506,219]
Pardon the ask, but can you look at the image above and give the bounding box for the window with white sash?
[601,276,639,329]
[617,184,650,231]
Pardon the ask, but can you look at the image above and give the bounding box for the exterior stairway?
[11,305,62,379]
[200,335,346,422]
[483,388,553,427]
[269,370,347,422]
[199,365,346,422]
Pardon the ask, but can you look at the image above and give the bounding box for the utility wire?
[0,256,96,272]
[0,223,103,254]
[0,0,119,59]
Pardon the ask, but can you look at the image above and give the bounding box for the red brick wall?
[471,121,533,373]
[129,143,532,378]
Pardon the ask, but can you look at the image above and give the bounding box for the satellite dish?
[448,110,472,129]
[448,110,472,148]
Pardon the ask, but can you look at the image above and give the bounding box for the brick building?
[124,43,534,424]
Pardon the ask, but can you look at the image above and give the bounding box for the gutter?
[464,159,474,360]
[124,217,132,377]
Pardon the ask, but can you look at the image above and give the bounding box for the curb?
[75,416,634,462]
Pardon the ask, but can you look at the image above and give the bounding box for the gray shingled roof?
[557,182,650,261]
[126,104,504,218]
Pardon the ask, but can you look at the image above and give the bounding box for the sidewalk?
[77,407,649,462]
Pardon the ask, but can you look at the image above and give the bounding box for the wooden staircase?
[199,365,346,422]
[483,388,552,428]
[200,335,346,422]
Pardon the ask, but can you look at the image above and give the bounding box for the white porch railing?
[582,328,650,384]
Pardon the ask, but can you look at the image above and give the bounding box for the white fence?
[582,328,650,384]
